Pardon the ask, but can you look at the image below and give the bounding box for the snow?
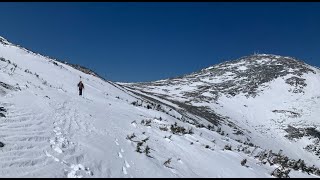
[238,66,248,71]
[124,54,320,177]
[0,39,319,178]
[203,72,320,166]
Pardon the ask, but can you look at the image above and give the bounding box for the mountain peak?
[248,53,281,57]
[134,53,318,100]
[236,53,299,62]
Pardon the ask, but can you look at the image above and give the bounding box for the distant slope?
[125,54,320,170]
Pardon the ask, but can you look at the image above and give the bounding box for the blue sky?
[0,2,319,82]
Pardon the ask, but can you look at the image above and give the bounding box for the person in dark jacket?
[77,80,84,96]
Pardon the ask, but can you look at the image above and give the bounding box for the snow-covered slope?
[124,54,320,177]
[0,36,319,178]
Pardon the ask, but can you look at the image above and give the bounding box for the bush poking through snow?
[126,133,136,141]
[52,61,59,66]
[196,124,205,128]
[207,124,215,131]
[164,158,173,169]
[0,81,18,91]
[25,69,32,74]
[136,142,143,153]
[159,126,169,131]
[241,159,247,166]
[216,127,226,136]
[133,137,153,158]
[0,107,6,118]
[224,144,232,151]
[141,137,149,143]
[0,141,4,148]
[271,166,291,178]
[141,119,152,126]
[244,141,255,147]
[170,122,193,135]
[0,107,6,112]
[187,128,194,135]
[144,145,152,158]
[164,135,172,140]
[131,101,139,106]
[250,148,320,176]
[292,159,306,171]
[170,122,184,134]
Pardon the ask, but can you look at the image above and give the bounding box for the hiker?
[77,80,84,96]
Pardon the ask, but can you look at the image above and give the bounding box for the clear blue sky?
[0,2,319,82]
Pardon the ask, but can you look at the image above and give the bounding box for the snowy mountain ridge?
[124,53,320,176]
[0,36,104,80]
[0,35,320,178]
